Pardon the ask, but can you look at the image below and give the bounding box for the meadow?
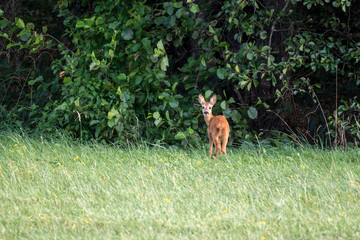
[0,133,359,239]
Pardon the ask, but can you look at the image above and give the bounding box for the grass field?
[0,133,359,239]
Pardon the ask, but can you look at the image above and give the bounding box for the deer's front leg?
[208,129,213,158]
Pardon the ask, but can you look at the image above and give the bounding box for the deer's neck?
[204,114,213,126]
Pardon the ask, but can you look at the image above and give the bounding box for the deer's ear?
[198,94,205,105]
[210,95,217,105]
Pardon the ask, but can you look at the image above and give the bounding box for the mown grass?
[0,133,359,239]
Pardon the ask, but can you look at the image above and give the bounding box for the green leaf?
[239,80,248,89]
[130,43,141,53]
[28,80,36,85]
[15,18,25,29]
[246,52,254,60]
[154,16,165,25]
[247,81,252,91]
[108,49,114,58]
[169,100,179,108]
[220,101,226,110]
[109,21,120,29]
[28,76,43,85]
[108,108,120,120]
[175,131,187,140]
[74,98,80,107]
[134,75,143,85]
[121,27,134,40]
[192,31,199,39]
[205,90,213,99]
[141,38,152,54]
[90,120,100,126]
[223,97,232,104]
[160,55,169,71]
[153,111,160,119]
[169,15,176,27]
[209,25,216,34]
[19,33,30,41]
[158,92,169,99]
[89,62,98,70]
[175,8,185,18]
[165,110,170,121]
[108,119,115,128]
[75,20,85,28]
[260,31,267,40]
[154,118,163,126]
[153,111,163,126]
[0,33,9,39]
[167,5,175,15]
[188,127,195,135]
[217,68,226,80]
[172,82,178,91]
[201,57,206,67]
[247,107,258,119]
[174,2,183,8]
[157,40,165,52]
[231,110,241,123]
[117,73,127,81]
[63,77,72,83]
[190,3,200,13]
[154,69,166,79]
[153,48,163,58]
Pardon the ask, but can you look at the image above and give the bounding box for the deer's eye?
[209,107,211,109]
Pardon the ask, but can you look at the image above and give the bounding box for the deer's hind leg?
[221,131,229,155]
[213,131,221,158]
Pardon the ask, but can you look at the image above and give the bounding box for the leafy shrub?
[0,0,359,148]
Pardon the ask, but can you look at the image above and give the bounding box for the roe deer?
[198,94,230,158]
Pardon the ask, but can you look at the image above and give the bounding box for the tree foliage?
[0,0,359,147]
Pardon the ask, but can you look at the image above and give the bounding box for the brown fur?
[198,94,230,158]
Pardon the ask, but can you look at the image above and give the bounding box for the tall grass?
[0,133,359,239]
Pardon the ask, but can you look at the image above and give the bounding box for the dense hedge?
[0,0,359,147]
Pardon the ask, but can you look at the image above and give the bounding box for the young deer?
[198,94,230,158]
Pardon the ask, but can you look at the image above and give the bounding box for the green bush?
[0,0,359,147]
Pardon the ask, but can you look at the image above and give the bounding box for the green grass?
[0,133,359,239]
